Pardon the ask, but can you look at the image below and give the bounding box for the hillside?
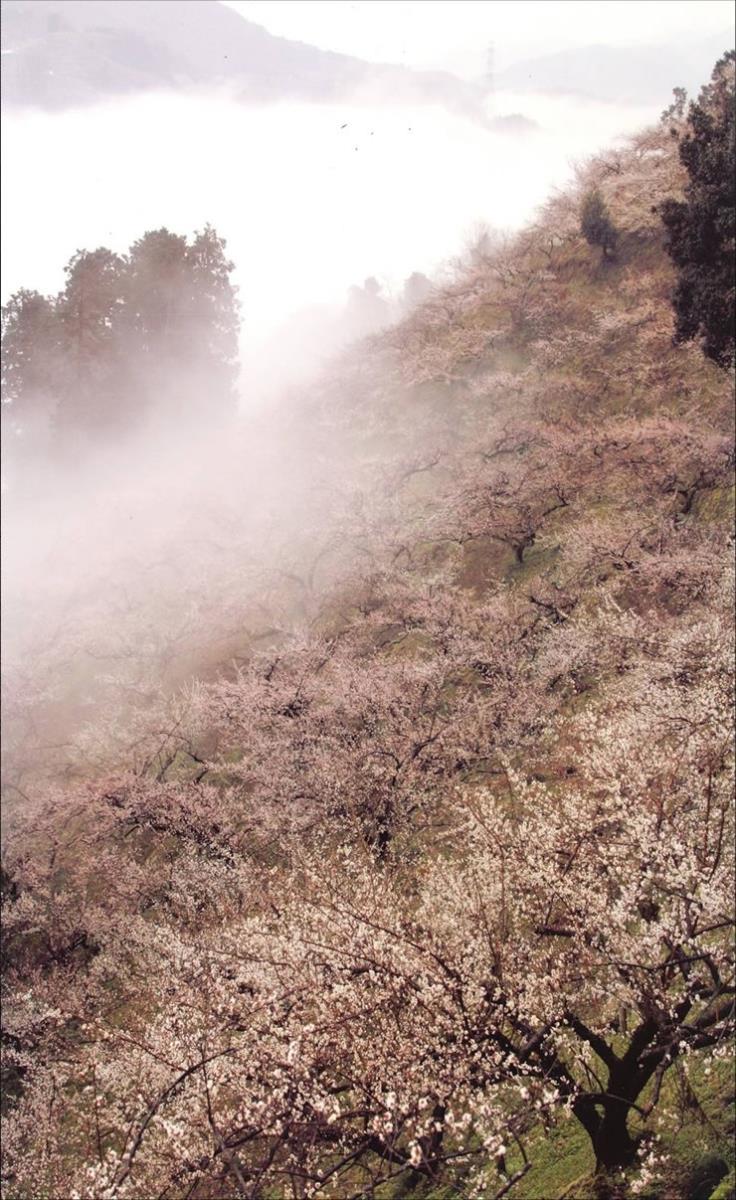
[1,63,735,1200]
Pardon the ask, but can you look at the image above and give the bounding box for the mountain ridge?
[0,0,489,118]
[496,33,734,104]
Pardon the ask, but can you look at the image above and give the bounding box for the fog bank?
[2,86,658,392]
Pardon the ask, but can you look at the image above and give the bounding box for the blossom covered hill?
[1,60,734,1200]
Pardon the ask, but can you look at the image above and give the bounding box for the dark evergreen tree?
[1,289,63,443]
[659,52,735,369]
[184,225,240,410]
[1,291,66,491]
[401,271,433,315]
[124,226,239,417]
[56,247,127,431]
[124,229,190,363]
[580,188,618,259]
[2,225,240,442]
[345,276,391,339]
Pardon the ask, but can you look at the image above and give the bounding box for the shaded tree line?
[1,225,240,446]
[659,50,735,369]
[577,50,734,370]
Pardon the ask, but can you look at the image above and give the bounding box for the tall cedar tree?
[1,226,240,440]
[1,290,62,436]
[119,226,239,420]
[660,51,736,368]
[56,248,127,433]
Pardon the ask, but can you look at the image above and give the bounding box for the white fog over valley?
[3,90,658,390]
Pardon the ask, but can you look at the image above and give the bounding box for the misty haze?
[1,3,734,1199]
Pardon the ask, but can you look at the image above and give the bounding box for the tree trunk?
[593,1101,637,1172]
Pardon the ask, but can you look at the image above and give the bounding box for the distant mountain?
[0,0,490,120]
[497,36,733,105]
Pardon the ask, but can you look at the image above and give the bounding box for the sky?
[223,0,734,77]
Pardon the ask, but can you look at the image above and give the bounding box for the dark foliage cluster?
[660,51,736,369]
[1,225,240,445]
[580,188,619,258]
